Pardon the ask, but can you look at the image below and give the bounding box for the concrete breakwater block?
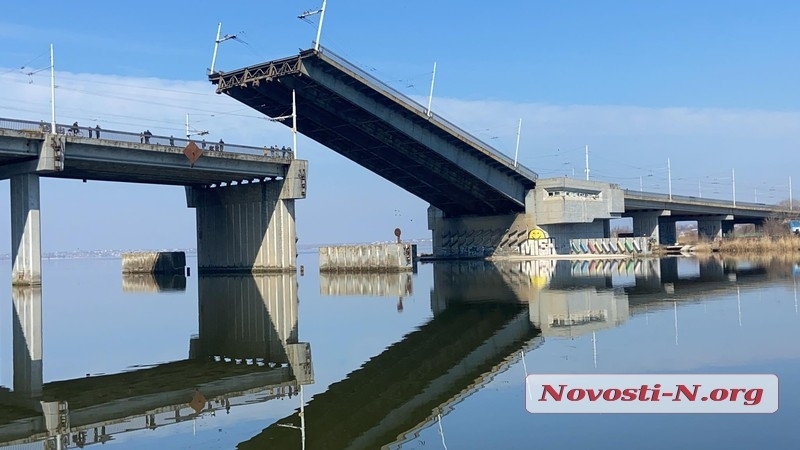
[122,251,186,274]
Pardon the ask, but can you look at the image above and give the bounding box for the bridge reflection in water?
[2,256,791,449]
[0,274,312,449]
[242,255,787,450]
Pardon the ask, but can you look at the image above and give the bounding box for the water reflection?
[242,267,540,450]
[243,255,800,450]
[0,274,312,448]
[121,273,187,293]
[3,254,800,449]
[319,272,414,312]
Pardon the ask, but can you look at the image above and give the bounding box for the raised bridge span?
[210,47,790,256]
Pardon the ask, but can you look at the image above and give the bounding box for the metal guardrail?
[624,189,786,211]
[315,47,539,182]
[0,117,294,159]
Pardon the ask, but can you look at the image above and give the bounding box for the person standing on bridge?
[218,139,224,152]
[143,129,152,144]
[87,127,93,138]
[95,125,101,139]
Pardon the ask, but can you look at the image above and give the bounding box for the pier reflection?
[0,274,311,448]
[121,273,187,293]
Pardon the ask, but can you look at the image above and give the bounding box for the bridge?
[210,47,790,256]
[0,117,308,284]
[0,274,313,448]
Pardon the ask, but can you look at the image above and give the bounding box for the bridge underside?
[211,50,536,217]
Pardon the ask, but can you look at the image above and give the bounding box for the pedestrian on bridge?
[218,139,224,152]
[95,125,101,139]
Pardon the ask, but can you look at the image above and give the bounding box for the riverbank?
[675,236,800,255]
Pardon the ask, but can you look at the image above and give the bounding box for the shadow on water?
[0,273,312,447]
[2,254,798,449]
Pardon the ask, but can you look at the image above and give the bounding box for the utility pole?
[209,23,238,74]
[667,158,672,200]
[50,44,56,134]
[639,176,643,192]
[513,118,522,167]
[584,145,589,180]
[185,113,190,140]
[426,62,437,117]
[732,168,736,207]
[790,176,793,211]
[300,1,328,51]
[698,179,702,198]
[292,89,298,158]
[315,0,327,51]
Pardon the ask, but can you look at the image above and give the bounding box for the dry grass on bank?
[717,236,800,254]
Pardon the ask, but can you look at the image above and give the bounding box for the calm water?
[1,254,800,449]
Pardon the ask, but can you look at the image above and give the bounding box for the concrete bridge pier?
[628,210,664,242]
[10,173,42,286]
[187,160,307,274]
[12,286,43,397]
[722,220,735,237]
[697,215,733,240]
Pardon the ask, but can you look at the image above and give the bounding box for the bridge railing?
[0,117,294,159]
[624,189,784,210]
[316,46,539,181]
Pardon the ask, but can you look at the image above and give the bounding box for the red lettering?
[567,389,586,401]
[538,384,565,402]
[621,388,638,401]
[603,388,622,401]
[674,384,700,401]
[709,389,728,401]
[586,389,603,401]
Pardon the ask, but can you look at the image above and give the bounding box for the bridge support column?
[187,161,307,274]
[697,219,722,240]
[658,218,677,245]
[630,211,669,243]
[427,206,536,258]
[698,215,732,241]
[722,221,735,237]
[10,173,42,286]
[13,287,42,397]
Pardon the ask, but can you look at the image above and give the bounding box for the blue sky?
[1,1,799,252]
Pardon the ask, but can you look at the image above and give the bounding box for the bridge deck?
[210,48,537,217]
[0,119,294,186]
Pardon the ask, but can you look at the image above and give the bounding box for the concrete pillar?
[630,211,662,240]
[12,287,42,397]
[697,219,723,240]
[602,219,611,238]
[658,219,677,245]
[187,160,306,274]
[10,173,42,286]
[722,221,735,237]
